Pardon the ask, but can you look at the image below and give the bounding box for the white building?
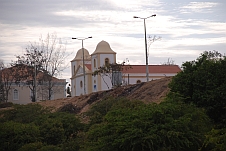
[71,40,181,96]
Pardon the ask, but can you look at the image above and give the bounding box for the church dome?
[71,48,90,61]
[92,40,116,55]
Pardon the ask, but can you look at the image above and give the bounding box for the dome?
[71,48,90,61]
[92,40,116,55]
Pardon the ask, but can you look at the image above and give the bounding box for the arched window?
[105,58,109,66]
[80,81,83,88]
[13,89,19,100]
[94,59,96,68]
[136,80,141,83]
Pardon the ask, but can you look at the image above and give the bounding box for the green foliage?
[201,128,226,151]
[86,97,144,125]
[38,145,63,151]
[169,51,226,125]
[1,104,50,123]
[39,118,65,145]
[0,121,40,151]
[18,142,43,151]
[60,139,81,151]
[85,99,211,151]
[0,103,83,151]
[34,112,83,142]
[86,97,119,125]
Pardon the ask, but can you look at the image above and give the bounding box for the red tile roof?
[122,65,181,74]
[1,65,66,83]
[85,64,91,70]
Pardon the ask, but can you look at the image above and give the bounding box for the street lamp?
[134,14,156,82]
[72,36,92,95]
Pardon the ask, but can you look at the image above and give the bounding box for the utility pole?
[72,36,92,95]
[134,14,156,82]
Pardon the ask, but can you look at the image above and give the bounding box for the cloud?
[180,2,218,13]
[0,0,225,81]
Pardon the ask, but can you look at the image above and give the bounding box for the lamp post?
[134,14,156,82]
[72,36,92,95]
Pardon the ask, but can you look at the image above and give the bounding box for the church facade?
[71,40,181,96]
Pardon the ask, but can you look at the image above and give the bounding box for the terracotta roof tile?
[85,64,91,70]
[1,65,66,83]
[122,65,181,74]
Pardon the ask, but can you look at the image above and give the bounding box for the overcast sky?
[0,0,225,82]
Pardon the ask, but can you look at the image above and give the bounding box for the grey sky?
[0,0,225,82]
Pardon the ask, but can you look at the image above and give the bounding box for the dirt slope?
[37,77,172,114]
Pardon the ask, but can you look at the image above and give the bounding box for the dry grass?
[36,77,172,114]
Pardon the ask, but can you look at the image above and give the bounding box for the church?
[71,40,181,96]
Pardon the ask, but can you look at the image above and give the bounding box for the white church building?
[71,40,181,96]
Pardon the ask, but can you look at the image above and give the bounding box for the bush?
[0,102,13,108]
[85,99,211,151]
[0,121,40,151]
[1,104,50,123]
[169,51,226,125]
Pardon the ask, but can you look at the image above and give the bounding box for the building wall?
[100,74,113,90]
[75,75,84,96]
[7,82,66,104]
[122,73,178,85]
[99,54,115,66]
[9,85,31,104]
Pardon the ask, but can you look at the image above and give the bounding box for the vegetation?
[0,104,83,151]
[169,51,226,125]
[85,99,211,151]
[0,50,225,150]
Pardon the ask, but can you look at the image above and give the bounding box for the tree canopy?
[85,98,211,151]
[169,51,226,125]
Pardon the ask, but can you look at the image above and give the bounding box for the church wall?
[99,54,115,66]
[100,74,113,90]
[91,54,98,72]
[92,75,98,92]
[75,74,92,96]
[75,75,84,96]
[87,73,92,94]
[71,61,77,77]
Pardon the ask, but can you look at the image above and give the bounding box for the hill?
[37,77,172,114]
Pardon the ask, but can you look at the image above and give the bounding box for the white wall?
[100,74,112,90]
[99,54,115,66]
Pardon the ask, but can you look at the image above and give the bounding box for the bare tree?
[38,33,67,100]
[0,60,19,102]
[12,32,68,101]
[147,35,161,57]
[12,47,45,102]
[162,58,175,65]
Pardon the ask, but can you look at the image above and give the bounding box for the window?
[136,80,141,83]
[13,89,19,100]
[94,59,96,68]
[105,58,109,66]
[94,80,96,84]
[80,81,83,88]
